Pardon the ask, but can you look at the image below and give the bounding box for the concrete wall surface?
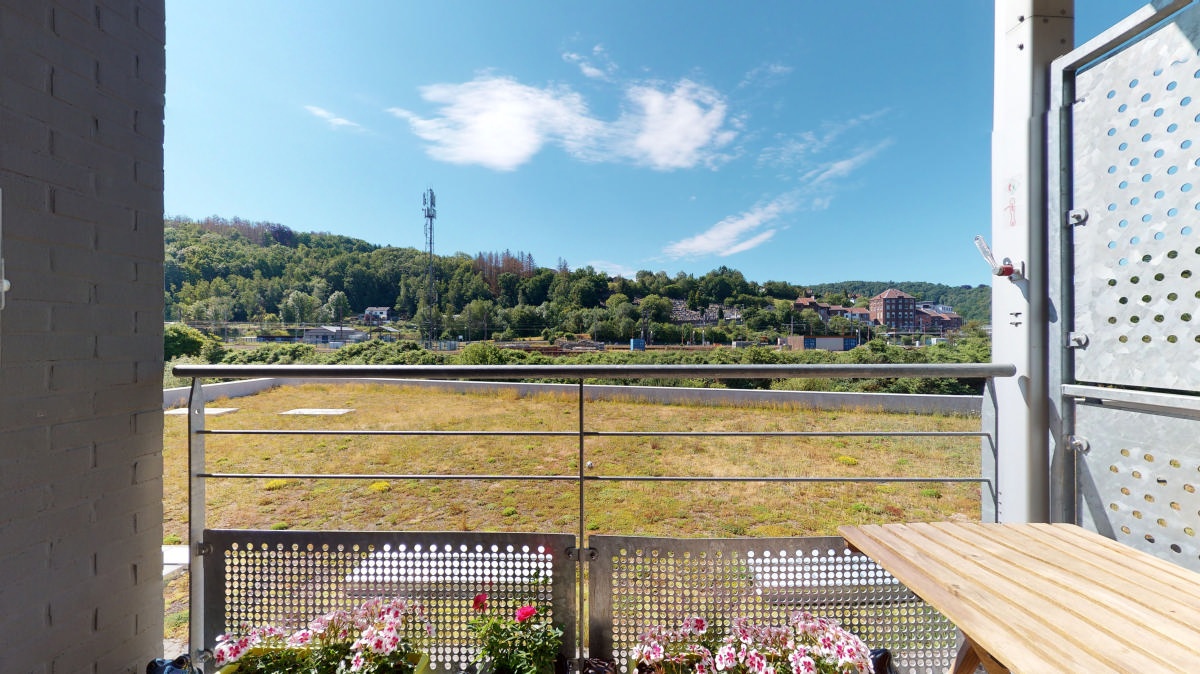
[167,377,983,416]
[0,2,166,671]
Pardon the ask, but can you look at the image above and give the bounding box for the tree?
[639,294,673,323]
[462,299,496,341]
[323,290,352,324]
[798,308,824,335]
[164,323,206,360]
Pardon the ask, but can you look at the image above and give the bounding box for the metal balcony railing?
[174,362,1015,674]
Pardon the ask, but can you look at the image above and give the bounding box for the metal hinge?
[196,541,214,556]
[1067,209,1088,227]
[1067,332,1089,348]
[566,547,598,561]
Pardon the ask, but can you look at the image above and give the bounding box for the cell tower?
[422,188,437,349]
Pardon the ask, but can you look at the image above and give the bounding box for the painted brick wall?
[0,1,166,671]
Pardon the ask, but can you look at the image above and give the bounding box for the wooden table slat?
[943,523,1200,627]
[840,522,1200,674]
[840,524,1117,672]
[915,523,1199,666]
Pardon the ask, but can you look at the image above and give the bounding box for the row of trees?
[167,322,993,395]
[165,217,990,340]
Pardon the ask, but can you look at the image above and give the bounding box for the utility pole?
[422,188,437,349]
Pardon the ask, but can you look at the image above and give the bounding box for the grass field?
[163,382,983,541]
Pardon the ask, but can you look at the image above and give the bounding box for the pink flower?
[515,605,538,623]
[685,616,708,635]
[472,593,489,612]
[715,645,738,670]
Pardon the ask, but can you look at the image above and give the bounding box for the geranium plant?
[634,613,872,674]
[468,592,563,674]
[631,616,720,674]
[213,596,432,674]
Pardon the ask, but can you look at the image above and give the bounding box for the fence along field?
[163,382,983,542]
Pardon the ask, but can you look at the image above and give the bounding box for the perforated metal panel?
[1071,7,1200,391]
[587,536,954,674]
[202,530,576,671]
[1075,402,1200,570]
[1060,1,1200,572]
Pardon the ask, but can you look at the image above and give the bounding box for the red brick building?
[869,288,917,332]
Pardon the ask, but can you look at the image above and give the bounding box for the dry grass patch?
[163,383,982,542]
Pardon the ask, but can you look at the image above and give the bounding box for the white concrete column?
[990,1,1073,522]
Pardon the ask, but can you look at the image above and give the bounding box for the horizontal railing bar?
[174,362,1017,380]
[199,471,987,484]
[197,428,989,438]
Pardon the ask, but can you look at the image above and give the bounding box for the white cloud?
[737,62,793,89]
[390,75,738,172]
[610,80,738,170]
[304,105,363,130]
[758,109,889,168]
[803,141,892,185]
[563,45,616,80]
[387,77,600,171]
[663,195,795,259]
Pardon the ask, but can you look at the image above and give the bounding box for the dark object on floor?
[870,648,897,674]
[581,657,617,674]
[147,654,199,674]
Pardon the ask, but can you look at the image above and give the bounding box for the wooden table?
[839,521,1200,673]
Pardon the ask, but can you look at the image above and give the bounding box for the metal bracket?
[1066,435,1090,454]
[566,546,598,561]
[196,541,214,556]
[1067,332,1089,349]
[0,188,7,311]
[1067,208,1089,227]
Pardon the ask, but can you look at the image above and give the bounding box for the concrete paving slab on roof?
[280,408,356,415]
[164,407,239,415]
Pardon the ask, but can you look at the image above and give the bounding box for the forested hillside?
[164,216,990,337]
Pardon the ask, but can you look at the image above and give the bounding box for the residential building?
[869,289,918,332]
[916,306,963,334]
[364,306,391,323]
[303,326,368,346]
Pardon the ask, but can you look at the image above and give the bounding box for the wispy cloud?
[663,195,795,259]
[389,75,738,172]
[758,109,889,168]
[586,259,637,278]
[562,44,617,81]
[304,105,363,130]
[737,62,793,89]
[802,141,892,185]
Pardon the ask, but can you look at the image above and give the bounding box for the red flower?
[514,605,537,623]
[472,593,489,612]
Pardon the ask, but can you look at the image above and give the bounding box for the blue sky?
[164,1,1143,286]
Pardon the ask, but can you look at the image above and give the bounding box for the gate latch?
[974,235,1024,281]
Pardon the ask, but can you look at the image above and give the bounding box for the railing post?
[187,378,207,658]
[576,379,586,669]
[980,380,999,522]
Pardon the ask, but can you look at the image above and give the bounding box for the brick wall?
[0,1,165,671]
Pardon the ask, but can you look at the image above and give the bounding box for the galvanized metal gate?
[1052,0,1200,572]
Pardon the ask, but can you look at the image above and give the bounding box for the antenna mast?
[422,189,437,349]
